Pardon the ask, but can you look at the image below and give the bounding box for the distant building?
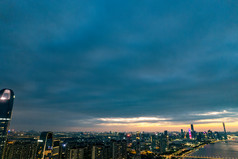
[207,130,214,139]
[164,131,168,137]
[190,124,194,132]
[214,132,222,140]
[159,135,167,154]
[111,139,127,159]
[63,141,88,159]
[190,124,196,139]
[188,129,192,140]
[150,135,157,151]
[159,131,169,154]
[134,132,141,159]
[92,144,104,159]
[0,89,15,159]
[61,138,127,159]
[223,122,227,140]
[180,129,184,139]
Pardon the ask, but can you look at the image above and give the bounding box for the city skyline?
[1,1,238,132]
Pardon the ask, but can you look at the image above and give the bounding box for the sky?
[1,0,238,132]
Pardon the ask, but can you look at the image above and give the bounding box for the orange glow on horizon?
[68,121,238,132]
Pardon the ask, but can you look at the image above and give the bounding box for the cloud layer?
[1,0,238,131]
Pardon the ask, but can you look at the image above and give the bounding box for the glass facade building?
[0,89,15,159]
[36,131,54,159]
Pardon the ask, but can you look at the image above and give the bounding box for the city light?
[0,89,11,101]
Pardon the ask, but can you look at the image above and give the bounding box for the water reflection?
[187,141,238,158]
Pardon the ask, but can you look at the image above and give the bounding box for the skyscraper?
[36,132,54,159]
[0,89,15,159]
[135,131,141,159]
[181,129,184,139]
[159,133,167,154]
[188,129,192,140]
[223,122,227,140]
[111,139,127,159]
[190,124,196,139]
[190,124,194,132]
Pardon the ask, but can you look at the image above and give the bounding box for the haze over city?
[1,0,238,132]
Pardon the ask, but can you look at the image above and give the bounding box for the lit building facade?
[36,131,54,159]
[4,138,37,159]
[0,89,15,159]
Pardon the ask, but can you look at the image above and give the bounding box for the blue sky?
[1,0,238,131]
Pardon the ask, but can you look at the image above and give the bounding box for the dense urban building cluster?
[3,126,233,159]
[0,89,236,159]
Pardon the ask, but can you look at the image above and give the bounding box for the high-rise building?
[190,124,194,132]
[159,134,167,154]
[68,147,85,159]
[190,124,196,139]
[4,138,37,159]
[0,89,15,159]
[111,139,127,159]
[180,129,184,139]
[223,122,227,140]
[188,129,192,140]
[52,140,61,159]
[36,131,54,159]
[92,144,104,159]
[150,135,157,151]
[64,141,88,159]
[134,131,141,159]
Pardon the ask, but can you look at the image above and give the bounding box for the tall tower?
[181,129,184,139]
[190,124,196,139]
[188,129,192,139]
[191,124,194,132]
[223,122,227,140]
[0,89,15,159]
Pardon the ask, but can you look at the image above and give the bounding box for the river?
[187,141,238,158]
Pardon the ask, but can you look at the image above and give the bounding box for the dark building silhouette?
[207,130,214,139]
[190,124,194,132]
[4,138,37,159]
[150,135,157,151]
[215,131,222,140]
[111,139,127,159]
[159,135,167,154]
[36,131,54,159]
[159,131,168,154]
[52,140,61,159]
[0,89,15,159]
[134,132,141,159]
[68,146,85,159]
[190,124,196,139]
[223,122,227,140]
[180,129,184,139]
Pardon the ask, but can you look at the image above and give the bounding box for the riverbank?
[182,140,220,157]
[185,140,238,158]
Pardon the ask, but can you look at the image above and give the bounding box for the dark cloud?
[1,0,238,131]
